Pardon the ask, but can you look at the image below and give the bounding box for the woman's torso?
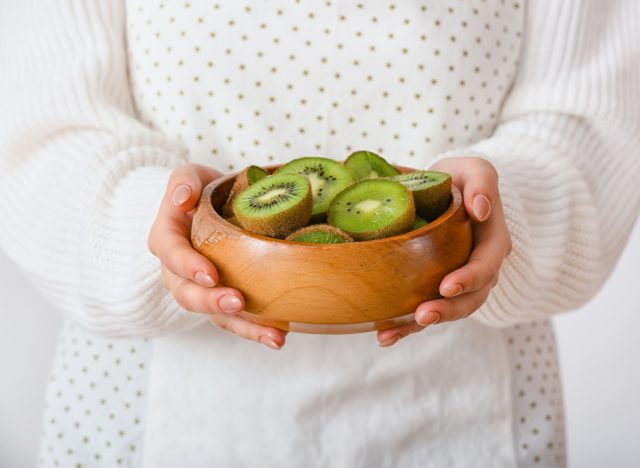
[127,2,524,466]
[37,2,567,467]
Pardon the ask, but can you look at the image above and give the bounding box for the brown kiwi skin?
[224,216,242,228]
[411,173,452,221]
[328,182,416,241]
[233,180,313,239]
[222,166,268,217]
[285,224,354,243]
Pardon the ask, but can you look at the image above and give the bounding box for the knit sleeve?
[436,0,640,327]
[0,2,208,337]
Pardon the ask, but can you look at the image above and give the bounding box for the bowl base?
[237,311,416,334]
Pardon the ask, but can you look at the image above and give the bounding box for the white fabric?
[37,318,566,467]
[143,321,515,467]
[0,0,638,466]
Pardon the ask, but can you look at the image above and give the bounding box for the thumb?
[166,163,224,213]
[467,191,492,223]
[431,157,499,223]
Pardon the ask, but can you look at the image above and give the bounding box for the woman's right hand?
[148,163,287,350]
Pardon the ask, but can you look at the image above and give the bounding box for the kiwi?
[222,165,269,217]
[224,216,242,228]
[344,150,400,181]
[413,217,428,230]
[277,157,353,218]
[327,179,415,241]
[391,171,452,221]
[233,173,312,238]
[285,224,354,244]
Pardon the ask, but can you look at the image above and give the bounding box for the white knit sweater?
[1,1,638,338]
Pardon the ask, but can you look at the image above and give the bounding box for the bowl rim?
[198,164,464,247]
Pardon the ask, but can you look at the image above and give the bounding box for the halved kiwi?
[285,224,353,244]
[392,171,452,221]
[233,173,312,238]
[223,165,270,217]
[277,157,353,218]
[344,150,400,180]
[413,217,428,230]
[224,216,242,228]
[327,179,415,241]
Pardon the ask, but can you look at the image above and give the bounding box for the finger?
[432,158,498,223]
[149,223,220,286]
[439,212,507,297]
[377,320,426,347]
[377,287,493,347]
[165,163,223,212]
[209,313,287,350]
[461,164,498,223]
[415,284,492,326]
[165,269,245,315]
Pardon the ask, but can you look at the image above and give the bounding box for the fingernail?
[379,334,401,348]
[441,283,463,297]
[195,271,216,287]
[472,194,491,221]
[260,336,281,350]
[416,311,440,327]
[218,295,243,314]
[172,184,191,206]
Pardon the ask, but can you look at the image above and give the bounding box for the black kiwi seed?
[233,173,313,238]
[327,178,416,241]
[277,157,354,218]
[391,170,452,221]
[222,164,269,217]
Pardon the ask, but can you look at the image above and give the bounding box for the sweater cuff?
[83,163,209,337]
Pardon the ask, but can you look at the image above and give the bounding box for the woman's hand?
[148,163,287,350]
[377,157,512,347]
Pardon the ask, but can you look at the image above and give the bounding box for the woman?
[1,1,638,466]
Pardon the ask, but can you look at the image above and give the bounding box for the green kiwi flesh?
[344,150,400,180]
[285,224,353,244]
[233,173,312,238]
[327,179,415,241]
[413,217,428,230]
[246,165,269,184]
[392,171,452,221]
[223,165,269,217]
[277,157,353,218]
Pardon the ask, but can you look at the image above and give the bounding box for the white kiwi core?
[257,188,288,203]
[307,172,326,194]
[354,199,382,213]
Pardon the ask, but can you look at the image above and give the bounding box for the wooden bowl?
[191,165,472,334]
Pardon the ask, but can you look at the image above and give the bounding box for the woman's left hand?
[377,156,512,347]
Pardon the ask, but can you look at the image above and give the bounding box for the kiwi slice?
[233,173,312,238]
[277,157,353,218]
[327,179,415,241]
[285,224,354,244]
[224,216,242,228]
[222,165,269,217]
[344,150,400,180]
[413,217,428,230]
[392,171,452,221]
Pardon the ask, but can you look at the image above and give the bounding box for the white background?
[1,221,639,468]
